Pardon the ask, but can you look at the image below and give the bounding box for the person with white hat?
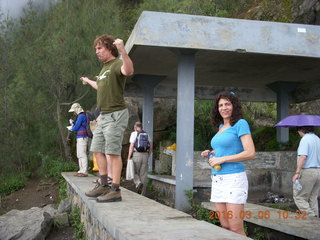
[68,103,88,177]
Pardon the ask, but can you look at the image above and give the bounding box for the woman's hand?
[201,149,222,169]
[201,150,210,158]
[208,156,223,168]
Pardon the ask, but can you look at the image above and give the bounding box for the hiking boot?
[96,188,122,203]
[85,183,110,198]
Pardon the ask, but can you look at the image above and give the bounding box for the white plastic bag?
[126,159,134,180]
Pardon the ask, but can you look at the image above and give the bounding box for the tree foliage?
[0,0,127,176]
[0,0,312,180]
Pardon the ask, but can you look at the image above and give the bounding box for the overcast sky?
[0,0,55,18]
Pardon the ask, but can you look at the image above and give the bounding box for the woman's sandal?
[76,173,88,177]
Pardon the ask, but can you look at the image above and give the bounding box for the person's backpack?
[134,130,150,152]
[85,111,96,138]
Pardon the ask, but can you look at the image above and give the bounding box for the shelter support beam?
[175,51,196,211]
[268,82,299,143]
[132,74,164,171]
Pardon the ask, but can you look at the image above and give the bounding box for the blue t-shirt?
[297,133,320,168]
[210,119,251,175]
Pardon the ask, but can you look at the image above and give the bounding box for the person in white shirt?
[127,122,152,195]
[292,126,320,217]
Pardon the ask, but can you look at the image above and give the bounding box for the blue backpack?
[134,130,150,152]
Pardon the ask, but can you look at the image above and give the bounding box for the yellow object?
[214,165,221,171]
[82,80,87,85]
[166,143,176,151]
[92,154,99,171]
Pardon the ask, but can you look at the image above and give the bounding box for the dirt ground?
[0,177,59,212]
[0,176,148,240]
[0,177,76,240]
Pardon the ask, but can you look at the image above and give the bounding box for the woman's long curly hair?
[211,91,243,130]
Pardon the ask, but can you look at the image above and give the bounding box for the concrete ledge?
[201,202,320,240]
[62,172,251,240]
[148,174,176,185]
[147,174,212,188]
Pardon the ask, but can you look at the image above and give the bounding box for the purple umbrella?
[275,115,320,127]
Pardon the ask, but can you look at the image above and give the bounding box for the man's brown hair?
[93,35,119,57]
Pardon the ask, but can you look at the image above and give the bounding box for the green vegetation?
[0,173,28,196]
[146,179,161,197]
[58,179,68,201]
[39,155,78,180]
[268,204,292,211]
[69,207,86,240]
[0,154,76,202]
[194,100,214,150]
[252,227,266,240]
[185,189,219,225]
[39,155,77,202]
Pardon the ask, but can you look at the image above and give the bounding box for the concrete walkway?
[202,202,320,240]
[62,172,251,240]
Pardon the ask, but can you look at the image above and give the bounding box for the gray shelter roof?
[125,11,320,102]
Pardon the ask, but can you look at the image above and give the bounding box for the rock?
[125,97,176,135]
[0,207,53,240]
[57,198,72,214]
[43,204,58,217]
[53,212,69,228]
[0,203,74,240]
[292,0,320,24]
[124,97,177,146]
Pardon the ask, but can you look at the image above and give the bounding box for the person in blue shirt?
[201,92,255,236]
[292,126,320,217]
[68,103,88,177]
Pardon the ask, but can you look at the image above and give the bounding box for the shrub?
[69,207,86,240]
[0,172,27,195]
[39,153,77,180]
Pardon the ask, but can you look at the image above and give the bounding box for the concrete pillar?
[132,74,164,171]
[268,82,299,143]
[175,50,196,211]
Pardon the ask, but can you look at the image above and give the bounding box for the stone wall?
[67,184,114,240]
[246,151,297,195]
[155,151,300,198]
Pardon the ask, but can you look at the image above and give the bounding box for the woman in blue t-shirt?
[201,92,255,236]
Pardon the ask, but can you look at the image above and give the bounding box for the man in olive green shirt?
[81,35,133,202]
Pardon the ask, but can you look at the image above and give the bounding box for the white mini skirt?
[210,171,248,204]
